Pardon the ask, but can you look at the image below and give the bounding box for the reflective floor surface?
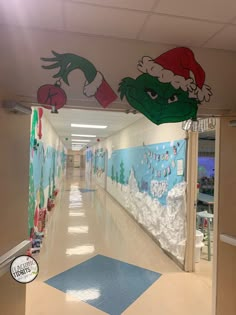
[26,168,212,315]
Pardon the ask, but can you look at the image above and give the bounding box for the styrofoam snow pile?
[124,168,187,264]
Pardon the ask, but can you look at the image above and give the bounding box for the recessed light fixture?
[71,124,107,129]
[71,139,90,142]
[71,134,96,137]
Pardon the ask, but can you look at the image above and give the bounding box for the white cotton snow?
[107,168,187,264]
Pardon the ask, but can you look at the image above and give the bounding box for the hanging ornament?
[37,80,67,113]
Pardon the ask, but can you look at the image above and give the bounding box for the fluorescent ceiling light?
[71,124,107,129]
[71,134,96,137]
[71,139,90,142]
[72,145,85,147]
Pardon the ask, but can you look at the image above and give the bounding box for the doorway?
[195,128,216,281]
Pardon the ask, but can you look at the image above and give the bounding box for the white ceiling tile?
[204,25,236,51]
[139,15,224,47]
[44,108,142,148]
[155,0,236,23]
[71,0,157,11]
[0,0,64,30]
[65,2,148,39]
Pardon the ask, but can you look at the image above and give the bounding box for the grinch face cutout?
[119,47,212,125]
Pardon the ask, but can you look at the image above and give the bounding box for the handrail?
[220,234,236,247]
[0,240,31,278]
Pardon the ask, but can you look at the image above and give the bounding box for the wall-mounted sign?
[182,117,216,132]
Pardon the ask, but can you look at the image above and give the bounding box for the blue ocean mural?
[108,139,186,205]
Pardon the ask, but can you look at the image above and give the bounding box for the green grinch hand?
[119,73,198,125]
[41,51,117,108]
[41,51,97,85]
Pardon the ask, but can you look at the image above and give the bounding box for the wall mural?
[39,47,212,126]
[94,148,105,177]
[28,108,66,254]
[93,148,106,188]
[107,139,187,264]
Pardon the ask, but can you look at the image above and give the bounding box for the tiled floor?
[26,168,212,315]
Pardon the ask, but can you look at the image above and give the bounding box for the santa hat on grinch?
[137,47,212,102]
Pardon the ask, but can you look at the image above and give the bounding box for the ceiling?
[0,0,236,51]
[44,108,143,150]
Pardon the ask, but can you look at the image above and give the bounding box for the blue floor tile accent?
[79,188,96,193]
[45,255,161,315]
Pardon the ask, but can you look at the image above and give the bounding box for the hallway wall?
[28,108,67,236]
[0,108,31,315]
[91,117,188,266]
[215,117,236,315]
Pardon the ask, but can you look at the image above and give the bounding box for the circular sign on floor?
[10,255,39,284]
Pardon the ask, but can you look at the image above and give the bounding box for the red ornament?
[37,81,67,113]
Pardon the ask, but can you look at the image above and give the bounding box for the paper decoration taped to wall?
[108,139,186,205]
[177,159,184,176]
[40,51,117,109]
[119,47,212,125]
[39,47,212,125]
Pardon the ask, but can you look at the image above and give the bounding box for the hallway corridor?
[26,168,212,315]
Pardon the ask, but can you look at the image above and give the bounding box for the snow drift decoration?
[107,168,187,264]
